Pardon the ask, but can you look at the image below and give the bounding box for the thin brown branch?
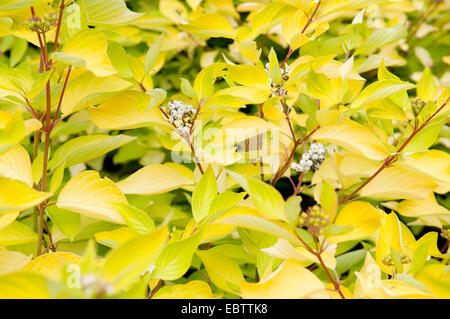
[50,66,71,130]
[51,0,65,54]
[340,97,449,204]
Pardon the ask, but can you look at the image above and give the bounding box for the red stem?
[340,97,449,204]
[51,0,65,54]
[301,1,321,34]
[50,66,71,130]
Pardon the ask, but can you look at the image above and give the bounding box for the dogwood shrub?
[0,0,448,299]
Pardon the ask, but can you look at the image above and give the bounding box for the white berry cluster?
[167,100,196,136]
[291,143,327,173]
[264,63,291,97]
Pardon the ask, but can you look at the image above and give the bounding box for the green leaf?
[268,47,281,85]
[31,152,44,186]
[144,88,166,111]
[9,37,27,67]
[323,224,353,237]
[284,196,301,227]
[320,181,337,220]
[107,41,132,78]
[296,94,318,116]
[208,191,246,218]
[152,230,203,280]
[196,249,243,293]
[101,225,168,291]
[81,0,144,25]
[395,273,431,292]
[192,165,217,222]
[391,247,403,274]
[113,203,155,234]
[402,115,446,153]
[0,17,12,37]
[49,162,65,193]
[48,134,136,169]
[306,69,334,102]
[377,60,410,110]
[0,221,37,246]
[180,78,198,100]
[0,0,45,12]
[409,239,430,274]
[351,79,416,110]
[47,206,81,239]
[417,68,437,102]
[145,34,164,75]
[193,63,226,101]
[355,24,407,55]
[246,177,285,220]
[216,211,300,245]
[335,249,366,275]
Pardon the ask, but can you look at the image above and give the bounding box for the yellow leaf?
[0,246,31,275]
[89,91,165,130]
[281,9,308,50]
[0,272,50,299]
[328,201,383,244]
[101,225,168,291]
[95,227,139,248]
[227,64,270,89]
[0,144,33,187]
[414,264,450,298]
[53,29,117,77]
[351,79,415,110]
[184,13,236,39]
[241,259,328,299]
[397,193,449,218]
[249,2,297,39]
[261,238,336,269]
[57,171,127,224]
[61,71,132,117]
[24,119,42,135]
[193,62,226,100]
[0,221,37,246]
[238,40,261,64]
[311,119,390,161]
[361,166,438,200]
[186,0,203,11]
[339,153,380,178]
[354,252,434,299]
[216,86,271,104]
[0,17,12,37]
[417,68,437,102]
[262,96,284,120]
[215,207,301,246]
[0,110,25,154]
[399,150,450,194]
[22,252,81,281]
[153,280,213,299]
[82,0,144,25]
[117,163,194,195]
[0,211,19,230]
[0,178,51,214]
[376,212,404,275]
[1,3,56,46]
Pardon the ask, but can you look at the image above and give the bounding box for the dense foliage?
[0,0,449,299]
